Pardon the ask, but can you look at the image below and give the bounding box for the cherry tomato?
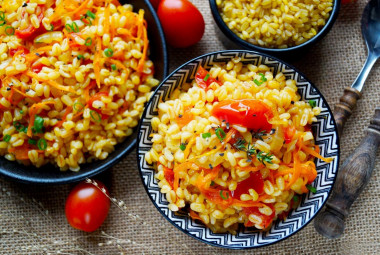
[195,66,220,90]
[231,172,264,199]
[212,99,273,132]
[163,165,175,188]
[243,205,275,228]
[9,46,30,57]
[15,11,44,39]
[283,125,296,144]
[65,180,110,232]
[149,0,161,9]
[31,62,46,73]
[157,0,205,48]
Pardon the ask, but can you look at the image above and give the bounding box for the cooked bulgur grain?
[216,0,334,48]
[0,0,159,171]
[146,59,333,233]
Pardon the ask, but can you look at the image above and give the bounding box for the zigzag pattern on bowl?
[138,51,339,248]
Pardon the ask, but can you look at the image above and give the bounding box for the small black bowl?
[0,0,168,185]
[209,0,340,59]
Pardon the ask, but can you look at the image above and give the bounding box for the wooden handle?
[314,108,380,238]
[334,87,362,136]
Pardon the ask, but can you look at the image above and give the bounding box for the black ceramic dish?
[209,0,340,59]
[0,0,168,184]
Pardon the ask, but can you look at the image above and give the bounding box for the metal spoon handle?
[314,108,380,238]
[351,51,377,92]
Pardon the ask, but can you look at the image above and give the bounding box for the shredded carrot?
[301,144,333,163]
[173,161,200,190]
[25,70,76,93]
[27,101,55,137]
[188,129,237,162]
[183,136,196,160]
[137,18,148,73]
[54,106,73,128]
[109,59,129,73]
[286,151,301,189]
[11,87,41,103]
[104,0,111,35]
[189,210,203,222]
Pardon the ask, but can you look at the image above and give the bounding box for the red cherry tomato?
[283,125,296,144]
[195,66,221,90]
[149,0,161,9]
[65,180,110,232]
[157,0,205,48]
[243,205,275,228]
[212,99,273,132]
[9,46,30,57]
[231,172,264,199]
[31,62,46,73]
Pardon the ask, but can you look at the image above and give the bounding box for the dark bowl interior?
[209,0,341,59]
[0,0,168,185]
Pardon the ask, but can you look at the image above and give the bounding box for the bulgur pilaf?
[145,59,333,233]
[0,0,159,171]
[216,0,334,48]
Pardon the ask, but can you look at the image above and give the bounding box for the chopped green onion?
[28,139,37,145]
[84,37,92,47]
[254,79,262,86]
[111,64,117,70]
[309,100,317,108]
[86,10,96,19]
[210,181,215,186]
[19,110,24,114]
[215,128,226,142]
[258,73,267,82]
[0,21,6,27]
[179,143,186,151]
[77,54,84,60]
[80,16,92,26]
[65,22,79,33]
[48,24,54,31]
[37,138,47,150]
[73,102,85,112]
[292,195,299,202]
[202,132,211,139]
[5,26,15,35]
[90,110,101,123]
[104,48,113,57]
[13,121,25,132]
[203,74,210,82]
[0,11,5,21]
[3,134,11,142]
[306,184,317,194]
[33,115,44,134]
[220,190,229,200]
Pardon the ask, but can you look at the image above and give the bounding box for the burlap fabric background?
[1,1,380,254]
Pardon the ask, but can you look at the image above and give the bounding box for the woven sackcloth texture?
[1,0,380,254]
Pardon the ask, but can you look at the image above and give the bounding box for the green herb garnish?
[306,184,317,194]
[252,129,267,141]
[309,100,317,108]
[253,73,267,86]
[3,134,11,142]
[28,139,37,145]
[19,110,24,114]
[13,121,25,132]
[37,138,47,150]
[232,138,273,165]
[0,11,5,21]
[86,10,96,19]
[5,26,14,35]
[104,48,113,57]
[90,110,101,123]
[179,143,186,151]
[215,128,226,142]
[202,132,211,139]
[203,74,210,82]
[111,64,117,71]
[85,37,92,46]
[210,181,215,186]
[48,24,54,31]
[77,55,84,60]
[73,102,84,112]
[80,16,92,26]
[292,195,299,202]
[65,22,79,33]
[220,190,229,200]
[0,21,6,27]
[233,138,246,151]
[33,115,44,134]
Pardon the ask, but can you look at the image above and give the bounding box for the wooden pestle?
[314,92,380,238]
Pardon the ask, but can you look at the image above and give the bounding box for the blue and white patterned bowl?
[137,50,340,249]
